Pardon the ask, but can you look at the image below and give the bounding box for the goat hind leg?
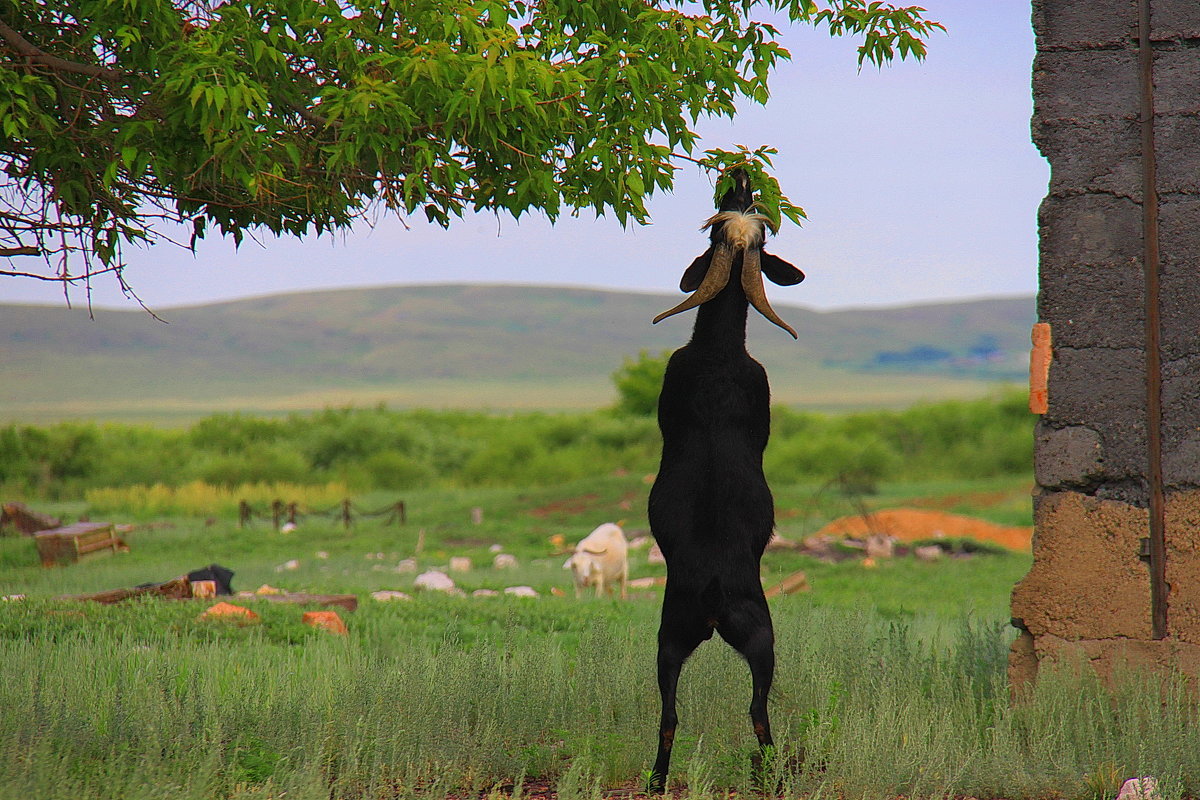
[717,598,776,750]
[651,624,705,791]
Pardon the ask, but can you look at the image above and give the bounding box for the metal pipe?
[1138,0,1168,640]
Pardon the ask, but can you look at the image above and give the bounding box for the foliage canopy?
[0,0,940,291]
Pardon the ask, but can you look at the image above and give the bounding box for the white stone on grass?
[504,586,539,598]
[414,570,456,592]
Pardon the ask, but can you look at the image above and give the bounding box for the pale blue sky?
[2,2,1046,311]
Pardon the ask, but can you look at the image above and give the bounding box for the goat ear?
[761,251,805,286]
[679,248,714,292]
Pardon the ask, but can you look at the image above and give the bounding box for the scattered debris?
[549,586,566,597]
[302,610,347,635]
[504,586,538,597]
[255,584,283,596]
[191,580,217,598]
[813,508,1032,551]
[0,502,61,536]
[493,553,518,569]
[862,557,878,569]
[263,593,357,612]
[864,533,895,559]
[765,571,809,598]
[372,590,412,602]
[414,570,456,592]
[34,523,127,567]
[199,602,259,622]
[275,559,301,572]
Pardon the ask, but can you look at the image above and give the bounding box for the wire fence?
[238,499,406,530]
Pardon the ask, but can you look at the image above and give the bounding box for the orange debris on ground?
[813,508,1032,552]
[302,610,348,635]
[198,602,259,622]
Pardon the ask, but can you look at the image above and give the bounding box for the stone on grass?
[1117,778,1160,800]
[489,543,504,553]
[628,535,652,550]
[629,576,667,589]
[647,543,666,564]
[449,556,472,572]
[302,610,348,635]
[255,584,283,595]
[315,550,329,559]
[865,533,895,559]
[275,559,300,572]
[414,570,456,592]
[914,545,944,562]
[1,594,26,601]
[199,602,259,622]
[395,558,418,573]
[371,590,412,602]
[504,586,539,598]
[280,522,297,533]
[493,553,518,569]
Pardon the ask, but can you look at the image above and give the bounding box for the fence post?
[287,502,298,526]
[238,500,250,528]
[397,501,406,525]
[272,500,283,531]
[342,499,352,530]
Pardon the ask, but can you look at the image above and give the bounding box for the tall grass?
[0,598,1196,800]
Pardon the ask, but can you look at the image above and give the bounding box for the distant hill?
[0,285,1034,423]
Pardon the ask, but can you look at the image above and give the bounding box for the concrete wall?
[1010,0,1200,688]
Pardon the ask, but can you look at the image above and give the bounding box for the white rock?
[647,543,666,564]
[394,558,418,573]
[275,559,301,572]
[315,550,329,560]
[414,570,456,592]
[280,522,297,533]
[1117,778,1160,800]
[473,589,500,597]
[914,545,944,562]
[504,586,539,598]
[371,590,412,602]
[1,594,25,602]
[489,543,504,553]
[628,535,652,550]
[449,556,472,572]
[493,553,518,569]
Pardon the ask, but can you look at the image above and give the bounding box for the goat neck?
[687,263,751,354]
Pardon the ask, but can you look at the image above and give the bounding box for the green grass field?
[3,475,1198,800]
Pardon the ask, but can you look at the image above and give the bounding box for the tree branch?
[0,19,125,82]
[0,246,40,256]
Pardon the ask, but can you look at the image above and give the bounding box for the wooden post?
[272,500,283,530]
[397,501,406,525]
[341,499,352,530]
[287,502,298,526]
[238,500,250,528]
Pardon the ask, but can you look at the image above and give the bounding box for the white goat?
[563,522,629,599]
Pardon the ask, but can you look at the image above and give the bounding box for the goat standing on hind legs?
[646,169,804,792]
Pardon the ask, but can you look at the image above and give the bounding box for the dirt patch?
[906,489,1024,510]
[813,508,1032,551]
[526,494,602,518]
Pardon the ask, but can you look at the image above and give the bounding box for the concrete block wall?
[1010,0,1200,688]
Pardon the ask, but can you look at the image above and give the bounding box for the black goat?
[646,170,803,790]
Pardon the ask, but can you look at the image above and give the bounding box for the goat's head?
[653,169,804,338]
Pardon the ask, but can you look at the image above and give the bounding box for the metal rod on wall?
[1138,0,1168,640]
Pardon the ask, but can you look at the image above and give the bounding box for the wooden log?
[262,593,358,612]
[64,576,192,604]
[764,570,810,598]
